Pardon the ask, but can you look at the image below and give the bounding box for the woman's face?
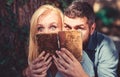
[36,11,62,34]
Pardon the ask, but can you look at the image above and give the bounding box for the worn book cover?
[58,31,82,61]
[36,31,82,61]
[36,33,59,55]
[36,31,82,77]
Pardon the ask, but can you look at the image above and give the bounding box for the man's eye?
[76,27,82,30]
[76,29,81,31]
[75,26,85,30]
[64,25,71,30]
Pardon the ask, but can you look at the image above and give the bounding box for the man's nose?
[71,28,75,30]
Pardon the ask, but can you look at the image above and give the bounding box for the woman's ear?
[90,23,96,35]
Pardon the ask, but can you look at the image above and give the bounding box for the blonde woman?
[23,4,63,77]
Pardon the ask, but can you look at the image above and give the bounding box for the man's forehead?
[64,16,88,25]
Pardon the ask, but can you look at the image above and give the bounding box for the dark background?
[0,0,120,77]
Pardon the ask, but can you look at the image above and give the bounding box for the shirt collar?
[87,31,98,51]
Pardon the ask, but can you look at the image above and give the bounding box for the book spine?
[57,34,60,50]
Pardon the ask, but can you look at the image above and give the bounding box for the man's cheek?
[62,28,67,31]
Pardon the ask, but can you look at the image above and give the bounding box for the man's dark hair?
[64,1,95,26]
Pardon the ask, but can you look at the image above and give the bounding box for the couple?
[23,1,118,77]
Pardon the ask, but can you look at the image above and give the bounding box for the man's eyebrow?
[64,23,72,29]
[65,23,84,27]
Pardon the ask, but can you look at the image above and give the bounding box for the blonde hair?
[28,4,63,64]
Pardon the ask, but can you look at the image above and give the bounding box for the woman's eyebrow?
[37,24,43,27]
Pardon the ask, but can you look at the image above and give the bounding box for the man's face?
[63,16,95,49]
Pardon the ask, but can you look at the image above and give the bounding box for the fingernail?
[42,51,45,53]
[41,57,44,59]
[56,50,59,52]
[61,48,66,50]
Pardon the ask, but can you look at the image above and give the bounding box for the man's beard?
[83,34,90,50]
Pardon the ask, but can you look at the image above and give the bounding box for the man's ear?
[90,23,96,35]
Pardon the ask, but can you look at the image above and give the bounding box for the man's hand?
[53,48,88,77]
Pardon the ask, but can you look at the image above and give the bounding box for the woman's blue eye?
[37,27,44,32]
[50,25,57,31]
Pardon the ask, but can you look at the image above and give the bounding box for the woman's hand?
[25,51,52,77]
[53,48,88,77]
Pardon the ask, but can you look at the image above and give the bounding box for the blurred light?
[101,27,109,33]
[109,36,120,41]
[115,19,120,26]
[93,2,101,13]
[107,0,112,2]
[116,0,120,10]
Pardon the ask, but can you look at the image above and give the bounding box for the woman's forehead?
[38,11,62,23]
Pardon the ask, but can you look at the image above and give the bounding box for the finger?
[47,62,52,69]
[32,66,47,74]
[32,56,44,65]
[44,53,50,61]
[40,72,47,77]
[57,57,70,69]
[61,48,75,61]
[58,50,73,64]
[32,72,47,77]
[52,55,57,61]
[56,50,64,60]
[53,55,59,63]
[54,59,64,70]
[31,60,45,69]
[54,59,66,74]
[45,57,52,65]
[38,51,46,58]
[32,51,45,64]
[53,56,68,70]
[53,55,69,69]
[40,71,47,77]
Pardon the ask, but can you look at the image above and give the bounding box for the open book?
[36,30,82,61]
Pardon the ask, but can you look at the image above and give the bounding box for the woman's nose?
[44,29,49,33]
